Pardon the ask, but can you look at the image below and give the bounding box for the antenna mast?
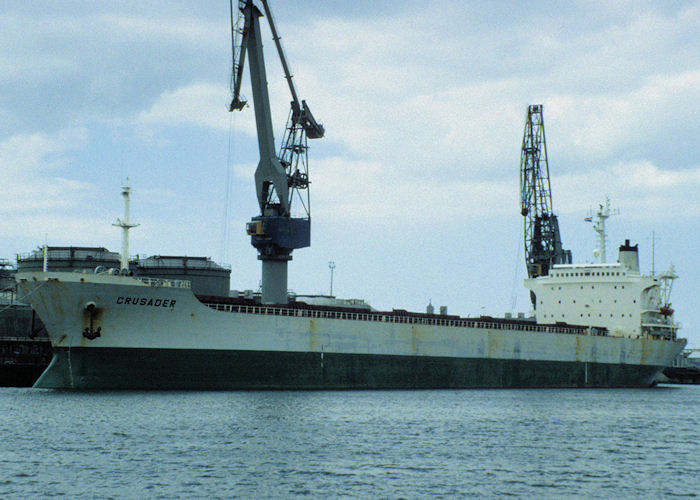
[328,261,335,296]
[588,198,617,263]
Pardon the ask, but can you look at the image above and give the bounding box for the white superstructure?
[525,240,680,340]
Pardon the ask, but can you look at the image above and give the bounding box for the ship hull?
[17,272,686,390]
[37,346,666,390]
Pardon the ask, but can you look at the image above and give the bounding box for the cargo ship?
[15,238,684,389]
[14,1,685,389]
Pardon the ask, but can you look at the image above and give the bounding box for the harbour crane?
[229,0,324,304]
[520,105,571,303]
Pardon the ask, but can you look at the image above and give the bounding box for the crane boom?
[259,0,325,139]
[520,105,571,296]
[228,0,323,304]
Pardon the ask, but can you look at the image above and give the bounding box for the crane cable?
[221,112,236,265]
[221,0,243,265]
[510,222,523,315]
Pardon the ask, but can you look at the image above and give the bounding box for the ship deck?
[195,295,607,338]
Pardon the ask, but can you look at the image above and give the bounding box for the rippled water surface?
[1,386,699,498]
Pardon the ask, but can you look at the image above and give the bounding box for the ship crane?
[519,105,571,305]
[229,0,324,304]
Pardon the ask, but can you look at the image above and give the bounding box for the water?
[1,386,699,498]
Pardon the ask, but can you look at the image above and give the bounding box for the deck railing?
[138,277,191,289]
[203,302,592,336]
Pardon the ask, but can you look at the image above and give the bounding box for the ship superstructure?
[518,107,680,343]
[525,240,680,340]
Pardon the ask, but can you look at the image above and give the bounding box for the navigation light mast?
[113,179,139,271]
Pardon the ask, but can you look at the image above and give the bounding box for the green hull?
[35,347,664,390]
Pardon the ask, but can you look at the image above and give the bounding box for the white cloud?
[553,160,700,219]
[94,13,223,45]
[546,71,700,162]
[0,128,88,176]
[135,83,237,131]
[312,156,517,224]
[0,129,101,251]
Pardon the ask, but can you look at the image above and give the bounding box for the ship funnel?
[618,239,639,272]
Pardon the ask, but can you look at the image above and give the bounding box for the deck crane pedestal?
[229,0,324,304]
[520,105,571,305]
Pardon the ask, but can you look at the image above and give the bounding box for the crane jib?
[228,0,322,304]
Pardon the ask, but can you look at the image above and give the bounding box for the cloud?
[553,160,700,219]
[544,71,700,165]
[0,128,88,177]
[0,129,93,212]
[0,129,101,250]
[134,83,236,131]
[312,156,517,224]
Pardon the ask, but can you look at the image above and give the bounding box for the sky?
[2,1,699,347]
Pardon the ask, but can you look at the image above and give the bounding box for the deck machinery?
[229,0,324,304]
[519,104,571,305]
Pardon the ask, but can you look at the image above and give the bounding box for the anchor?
[82,302,102,340]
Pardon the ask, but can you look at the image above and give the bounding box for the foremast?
[112,179,139,271]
